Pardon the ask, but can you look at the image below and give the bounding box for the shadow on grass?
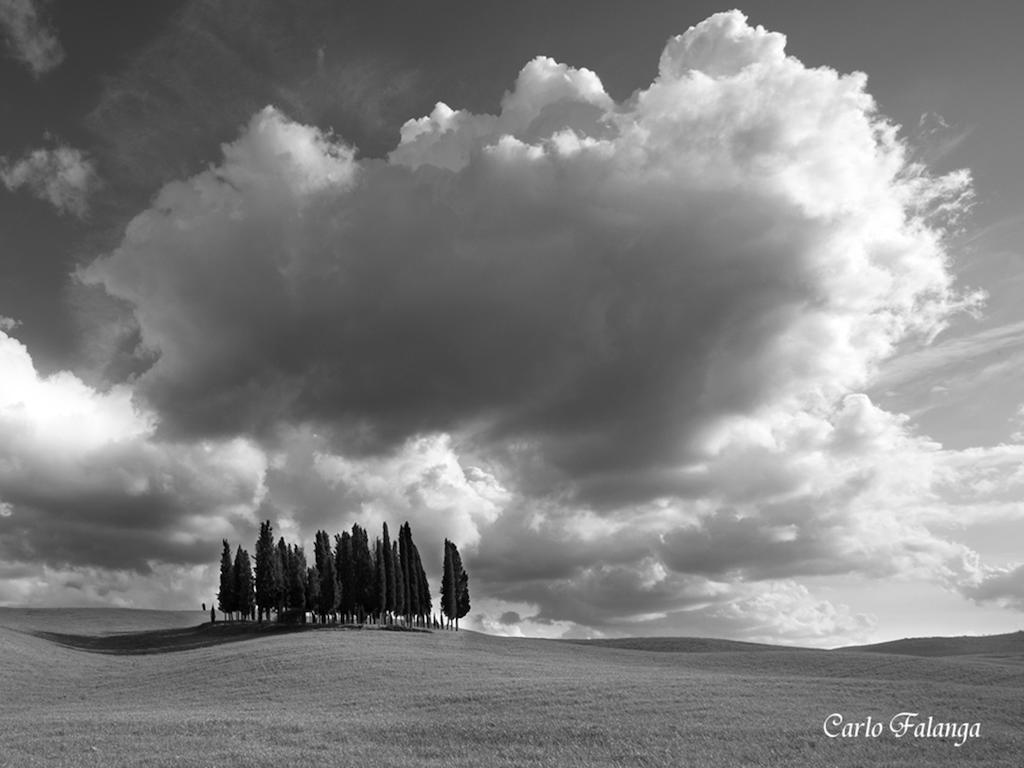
[33,621,428,655]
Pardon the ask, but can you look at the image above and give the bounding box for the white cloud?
[1,145,98,217]
[0,330,267,573]
[0,0,63,76]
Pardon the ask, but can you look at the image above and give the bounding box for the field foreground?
[1,609,1022,767]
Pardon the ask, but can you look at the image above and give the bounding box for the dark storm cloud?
[81,11,971,512]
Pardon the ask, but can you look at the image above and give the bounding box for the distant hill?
[0,607,203,636]
[559,636,796,653]
[839,630,1024,658]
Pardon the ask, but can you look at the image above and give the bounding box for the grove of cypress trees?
[218,539,236,620]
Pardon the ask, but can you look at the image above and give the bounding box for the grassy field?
[1,609,1022,767]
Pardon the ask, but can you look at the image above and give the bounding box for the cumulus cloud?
[0,0,63,76]
[962,563,1024,611]
[6,11,1011,640]
[82,10,973,497]
[1,145,99,217]
[0,330,267,574]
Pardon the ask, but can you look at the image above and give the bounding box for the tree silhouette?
[336,530,354,623]
[283,542,308,623]
[413,542,432,627]
[305,565,321,622]
[374,537,386,624]
[382,522,396,621]
[255,521,281,623]
[217,539,236,619]
[441,539,456,629]
[393,539,406,623]
[350,524,374,622]
[233,546,255,621]
[314,530,338,623]
[444,540,470,630]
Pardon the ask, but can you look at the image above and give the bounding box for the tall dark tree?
[413,544,431,626]
[335,531,354,622]
[283,542,307,623]
[456,564,470,629]
[453,543,470,629]
[255,520,282,623]
[233,546,255,621]
[276,537,290,619]
[350,524,374,622]
[314,530,338,622]
[392,540,406,622]
[374,537,386,623]
[305,565,321,622]
[217,539,236,619]
[320,553,339,623]
[382,522,395,618]
[441,539,456,629]
[397,523,411,624]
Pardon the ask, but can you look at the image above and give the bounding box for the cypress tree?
[320,552,339,623]
[314,531,338,623]
[233,546,255,621]
[335,531,354,622]
[217,539,236,619]
[276,537,290,620]
[350,524,374,622]
[392,540,406,622]
[397,523,411,624]
[400,522,425,625]
[305,565,321,623]
[441,539,455,629]
[451,542,470,630]
[374,540,385,626]
[413,545,431,627]
[254,521,282,623]
[284,543,307,623]
[382,522,395,619]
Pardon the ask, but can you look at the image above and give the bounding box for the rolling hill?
[840,630,1024,659]
[1,609,1022,767]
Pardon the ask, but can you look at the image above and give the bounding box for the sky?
[1,0,1023,647]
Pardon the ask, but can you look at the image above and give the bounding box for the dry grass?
[1,609,1022,767]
